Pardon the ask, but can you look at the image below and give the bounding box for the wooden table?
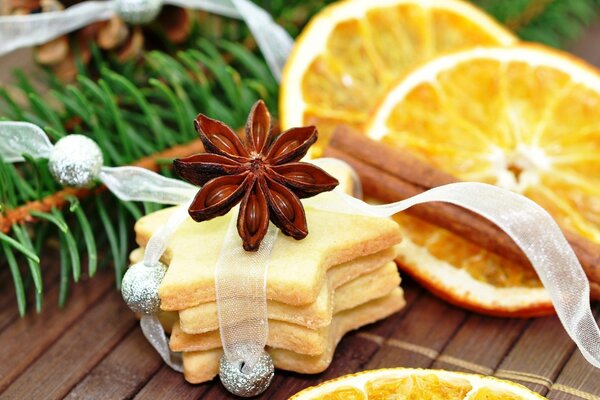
[2,20,600,400]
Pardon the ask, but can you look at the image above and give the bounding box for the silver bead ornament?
[219,350,274,397]
[115,0,164,25]
[48,134,103,188]
[121,261,167,314]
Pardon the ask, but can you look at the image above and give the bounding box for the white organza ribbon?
[324,183,600,368]
[99,166,196,205]
[0,121,194,370]
[101,168,193,373]
[141,313,184,372]
[143,200,192,268]
[0,122,53,162]
[228,0,293,81]
[215,208,279,371]
[0,0,293,81]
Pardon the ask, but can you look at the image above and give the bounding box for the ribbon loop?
[99,166,196,205]
[141,314,184,372]
[0,122,54,162]
[230,0,294,81]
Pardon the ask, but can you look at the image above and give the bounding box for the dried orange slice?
[289,368,546,399]
[367,44,600,316]
[280,0,516,156]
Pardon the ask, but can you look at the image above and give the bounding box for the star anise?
[174,100,339,251]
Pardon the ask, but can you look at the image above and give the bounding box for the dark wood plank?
[0,279,23,333]
[0,263,16,310]
[64,328,163,400]
[0,251,63,333]
[0,269,115,392]
[134,365,211,400]
[432,315,529,375]
[495,315,576,395]
[364,292,467,369]
[0,290,136,399]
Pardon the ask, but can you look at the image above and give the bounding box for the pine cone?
[1,1,193,81]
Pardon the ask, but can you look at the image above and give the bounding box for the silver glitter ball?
[121,261,167,314]
[48,135,103,188]
[115,0,163,24]
[219,351,274,397]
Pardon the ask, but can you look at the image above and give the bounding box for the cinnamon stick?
[325,126,600,295]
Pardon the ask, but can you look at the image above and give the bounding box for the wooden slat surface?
[432,315,529,376]
[1,16,600,400]
[2,271,600,399]
[495,316,576,394]
[65,328,163,399]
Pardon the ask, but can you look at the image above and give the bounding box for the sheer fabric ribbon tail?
[323,182,600,368]
[141,314,184,372]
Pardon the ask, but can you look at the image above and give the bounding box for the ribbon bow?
[2,121,600,395]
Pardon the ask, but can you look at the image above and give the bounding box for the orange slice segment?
[367,44,600,316]
[289,368,546,399]
[280,0,516,156]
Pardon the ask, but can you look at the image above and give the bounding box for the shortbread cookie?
[133,193,402,310]
[182,288,405,384]
[177,248,397,332]
[170,262,400,354]
[129,244,397,331]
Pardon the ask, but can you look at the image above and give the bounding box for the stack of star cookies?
[129,168,405,384]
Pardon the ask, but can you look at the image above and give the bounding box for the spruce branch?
[0,33,276,313]
[0,140,205,234]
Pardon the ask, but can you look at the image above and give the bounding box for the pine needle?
[68,197,98,278]
[0,231,40,263]
[96,197,123,288]
[2,241,27,316]
[11,225,42,293]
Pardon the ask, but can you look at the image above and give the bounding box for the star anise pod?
[174,100,339,251]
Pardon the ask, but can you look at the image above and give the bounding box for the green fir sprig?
[0,36,277,315]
